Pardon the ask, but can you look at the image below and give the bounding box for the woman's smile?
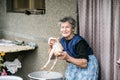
[60,22,74,40]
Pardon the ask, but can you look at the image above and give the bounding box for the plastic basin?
[28,71,63,80]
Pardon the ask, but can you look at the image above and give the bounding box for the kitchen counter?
[0,45,35,53]
[0,39,36,53]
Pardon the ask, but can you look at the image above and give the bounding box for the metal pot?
[28,71,63,80]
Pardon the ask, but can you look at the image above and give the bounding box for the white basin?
[0,76,23,80]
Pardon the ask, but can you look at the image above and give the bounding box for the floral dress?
[60,34,99,80]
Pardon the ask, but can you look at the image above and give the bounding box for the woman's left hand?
[58,51,88,68]
[57,51,70,60]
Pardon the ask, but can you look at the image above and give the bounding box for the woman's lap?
[65,55,99,80]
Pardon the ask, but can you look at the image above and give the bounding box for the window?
[7,0,45,15]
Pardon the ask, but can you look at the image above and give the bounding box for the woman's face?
[60,22,74,40]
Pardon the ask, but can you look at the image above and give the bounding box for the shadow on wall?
[0,32,5,39]
[15,49,38,80]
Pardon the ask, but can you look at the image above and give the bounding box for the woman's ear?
[72,28,75,32]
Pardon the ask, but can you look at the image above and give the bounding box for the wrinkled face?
[60,22,74,40]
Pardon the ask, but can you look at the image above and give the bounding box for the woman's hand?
[58,51,88,68]
[57,51,70,60]
[48,38,57,60]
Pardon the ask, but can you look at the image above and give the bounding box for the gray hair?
[59,16,76,29]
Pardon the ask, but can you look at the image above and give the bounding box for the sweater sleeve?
[75,40,89,61]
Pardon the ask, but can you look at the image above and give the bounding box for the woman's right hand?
[48,38,57,48]
[48,38,57,59]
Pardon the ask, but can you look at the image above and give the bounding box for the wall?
[0,0,77,80]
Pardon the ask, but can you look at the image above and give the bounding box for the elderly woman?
[56,16,99,80]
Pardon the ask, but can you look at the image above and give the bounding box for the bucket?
[0,76,23,80]
[28,71,63,80]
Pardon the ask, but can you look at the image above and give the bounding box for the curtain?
[77,0,120,80]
